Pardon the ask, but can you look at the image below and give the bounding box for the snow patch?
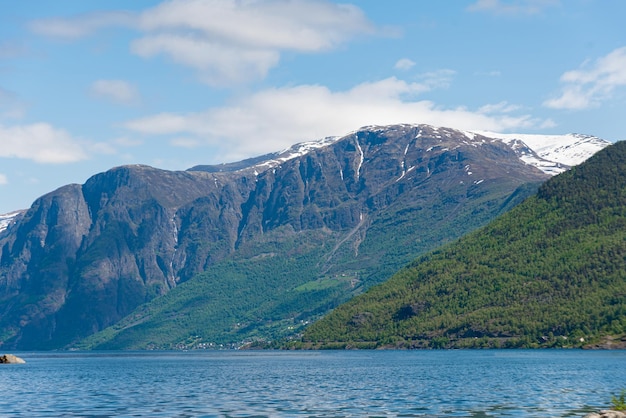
[354,135,364,180]
[249,136,340,173]
[0,211,22,234]
[479,131,610,174]
[398,163,406,182]
[463,131,476,140]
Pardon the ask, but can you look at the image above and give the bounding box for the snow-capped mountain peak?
[479,131,611,175]
[188,124,611,178]
[246,125,611,177]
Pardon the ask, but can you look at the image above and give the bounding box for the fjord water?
[1,350,624,417]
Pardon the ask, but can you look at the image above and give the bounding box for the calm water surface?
[1,350,624,417]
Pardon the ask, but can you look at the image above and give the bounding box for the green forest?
[298,141,626,349]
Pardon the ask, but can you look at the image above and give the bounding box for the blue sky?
[1,0,625,213]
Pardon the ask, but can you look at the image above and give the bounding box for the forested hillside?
[300,141,626,349]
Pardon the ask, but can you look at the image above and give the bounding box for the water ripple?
[0,350,624,417]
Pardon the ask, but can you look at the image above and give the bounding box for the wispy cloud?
[114,137,143,147]
[0,173,7,185]
[0,41,26,59]
[0,123,88,163]
[90,142,117,156]
[475,70,501,77]
[29,0,378,86]
[124,77,550,162]
[170,137,202,148]
[394,58,415,71]
[478,101,521,114]
[467,0,560,15]
[0,87,17,104]
[416,69,456,90]
[28,11,134,39]
[130,33,281,85]
[544,46,626,110]
[0,87,26,120]
[90,79,141,105]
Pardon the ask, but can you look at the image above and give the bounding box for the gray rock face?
[585,411,626,418]
[0,125,553,349]
[0,166,246,349]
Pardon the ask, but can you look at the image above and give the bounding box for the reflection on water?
[1,350,624,417]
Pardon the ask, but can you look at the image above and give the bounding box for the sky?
[1,0,625,214]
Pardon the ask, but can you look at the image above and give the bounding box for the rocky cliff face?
[0,166,255,348]
[0,124,604,349]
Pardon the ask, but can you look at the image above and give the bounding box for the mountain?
[0,124,609,350]
[299,140,626,349]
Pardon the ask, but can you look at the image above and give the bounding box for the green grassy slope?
[300,142,626,349]
[76,229,341,349]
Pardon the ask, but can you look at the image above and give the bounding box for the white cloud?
[90,79,140,105]
[131,34,280,85]
[134,0,375,85]
[30,0,377,86]
[137,0,373,51]
[467,0,559,15]
[124,77,549,161]
[0,123,88,163]
[544,46,626,110]
[28,11,134,39]
[0,174,7,185]
[394,58,416,71]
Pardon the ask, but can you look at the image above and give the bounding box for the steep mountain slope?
[76,126,552,349]
[300,141,626,349]
[0,124,609,349]
[0,166,257,349]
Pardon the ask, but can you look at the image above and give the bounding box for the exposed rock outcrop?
[584,335,626,350]
[584,411,626,418]
[0,354,25,364]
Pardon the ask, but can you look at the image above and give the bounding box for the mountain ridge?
[0,125,610,221]
[188,125,608,178]
[0,124,611,349]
